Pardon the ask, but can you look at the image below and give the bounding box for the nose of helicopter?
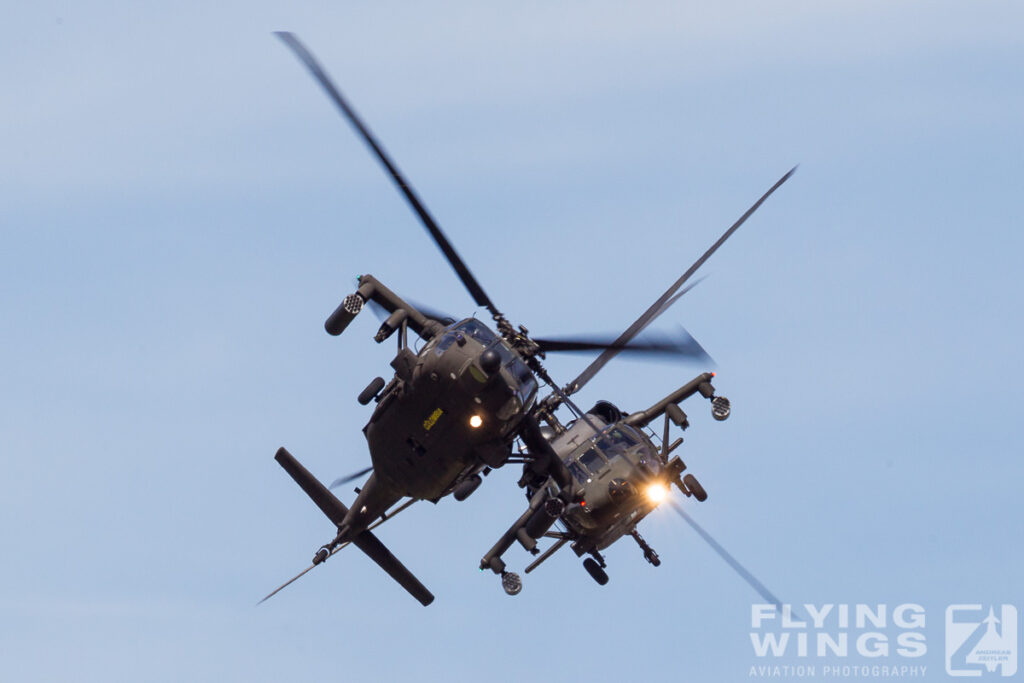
[608,477,636,503]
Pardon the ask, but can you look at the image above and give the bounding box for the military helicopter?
[477,374,705,577]
[476,212,792,603]
[478,372,733,594]
[263,32,793,607]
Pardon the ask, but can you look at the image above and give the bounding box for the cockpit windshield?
[566,423,657,483]
[434,319,498,356]
[457,319,497,344]
[595,426,639,459]
[430,318,538,409]
[567,461,589,484]
[507,356,537,406]
[579,448,606,474]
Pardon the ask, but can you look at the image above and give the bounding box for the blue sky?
[3,2,1022,681]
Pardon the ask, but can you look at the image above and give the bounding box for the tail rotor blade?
[668,498,782,611]
[329,466,374,490]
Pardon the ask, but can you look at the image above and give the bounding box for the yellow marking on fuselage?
[423,407,444,431]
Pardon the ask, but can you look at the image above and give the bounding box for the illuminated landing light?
[469,414,484,429]
[646,482,669,505]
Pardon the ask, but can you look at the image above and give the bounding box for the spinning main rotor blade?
[533,326,712,363]
[655,276,706,321]
[564,167,797,395]
[668,498,782,611]
[329,465,374,490]
[366,297,456,326]
[275,32,500,317]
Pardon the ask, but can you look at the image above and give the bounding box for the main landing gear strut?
[630,529,661,567]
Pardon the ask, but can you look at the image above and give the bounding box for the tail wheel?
[684,473,708,502]
[583,557,609,585]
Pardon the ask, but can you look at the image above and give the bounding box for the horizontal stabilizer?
[352,529,435,606]
[272,446,435,606]
[275,447,349,525]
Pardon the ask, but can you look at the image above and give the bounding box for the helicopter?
[262,32,794,607]
[474,195,794,599]
[479,372,725,594]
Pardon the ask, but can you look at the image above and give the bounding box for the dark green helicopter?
[477,196,791,604]
[263,32,793,608]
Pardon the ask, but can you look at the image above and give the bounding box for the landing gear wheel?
[583,557,609,585]
[684,473,708,502]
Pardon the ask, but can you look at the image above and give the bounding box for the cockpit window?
[609,427,638,446]
[491,340,515,363]
[457,319,497,344]
[434,333,458,356]
[508,358,537,406]
[589,424,659,469]
[594,426,639,458]
[434,319,498,356]
[579,448,606,475]
[568,461,589,484]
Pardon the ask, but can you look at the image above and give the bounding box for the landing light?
[469,414,484,429]
[646,482,669,505]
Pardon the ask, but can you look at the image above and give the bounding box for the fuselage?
[363,318,538,501]
[549,413,667,552]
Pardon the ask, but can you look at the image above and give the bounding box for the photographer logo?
[946,605,1017,677]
